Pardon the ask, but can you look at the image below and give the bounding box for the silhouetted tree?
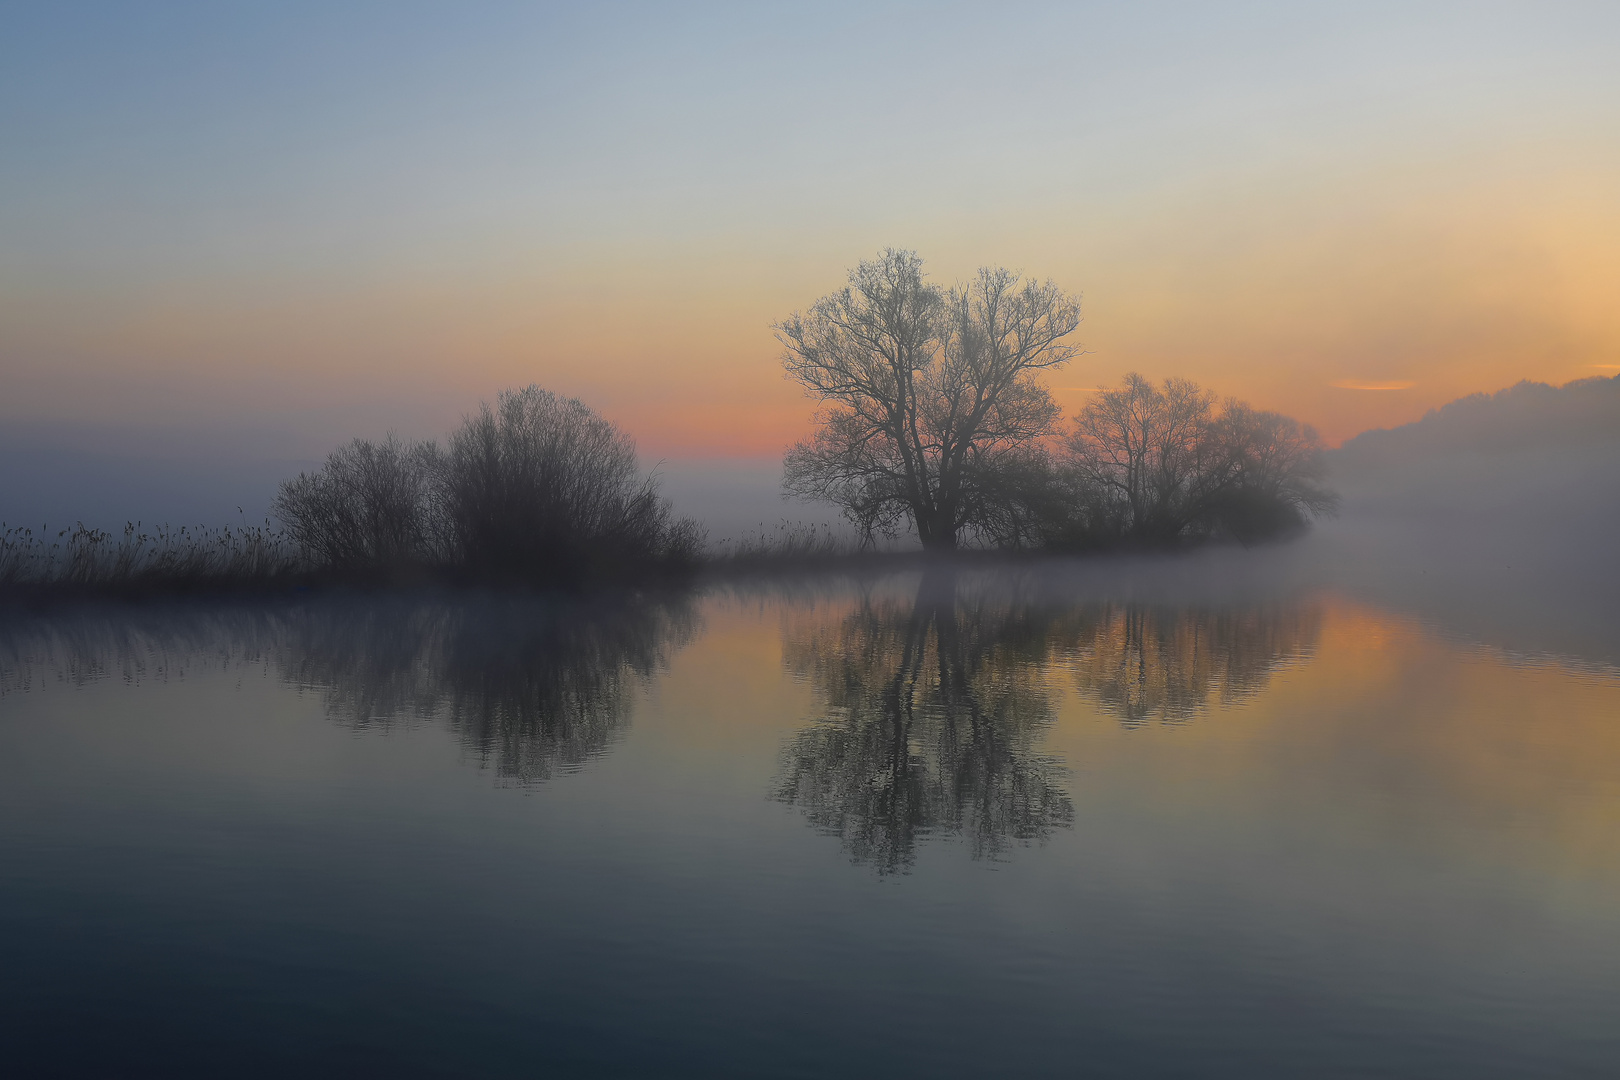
[778,250,1082,550]
[1206,402,1339,542]
[440,386,698,582]
[273,387,699,583]
[1058,374,1336,544]
[275,435,443,571]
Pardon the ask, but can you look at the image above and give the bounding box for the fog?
[1299,375,1620,668]
[648,457,846,548]
[0,420,316,530]
[0,432,834,545]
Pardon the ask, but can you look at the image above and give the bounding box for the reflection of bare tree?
[772,571,1322,870]
[775,570,1074,873]
[0,594,695,784]
[1062,603,1320,725]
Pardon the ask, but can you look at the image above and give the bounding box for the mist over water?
[1312,378,1620,668]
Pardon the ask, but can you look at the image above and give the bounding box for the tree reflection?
[1062,602,1320,725]
[278,594,697,783]
[0,593,696,785]
[773,570,1321,871]
[775,569,1074,873]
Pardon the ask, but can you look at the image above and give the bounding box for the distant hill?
[1333,374,1620,470]
[1327,374,1620,510]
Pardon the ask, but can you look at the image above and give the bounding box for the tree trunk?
[916,506,958,551]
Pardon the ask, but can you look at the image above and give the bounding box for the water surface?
[2,555,1618,1077]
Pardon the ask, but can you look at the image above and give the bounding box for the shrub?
[272,387,699,585]
[274,435,443,572]
[440,386,698,582]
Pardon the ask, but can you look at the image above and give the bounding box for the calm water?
[3,551,1618,1077]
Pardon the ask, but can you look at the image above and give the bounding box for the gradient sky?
[4,0,1619,469]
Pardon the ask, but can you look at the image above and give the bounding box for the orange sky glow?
[3,4,1617,461]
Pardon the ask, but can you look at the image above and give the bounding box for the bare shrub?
[268,390,696,584]
[1056,374,1337,546]
[275,436,443,572]
[440,386,698,583]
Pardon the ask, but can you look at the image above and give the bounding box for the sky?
[3,1,1618,525]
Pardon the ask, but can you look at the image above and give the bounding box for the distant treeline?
[1324,370,1620,529]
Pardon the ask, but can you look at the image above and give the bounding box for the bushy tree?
[440,386,697,580]
[1055,374,1336,545]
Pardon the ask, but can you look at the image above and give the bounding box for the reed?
[706,521,862,568]
[0,520,303,594]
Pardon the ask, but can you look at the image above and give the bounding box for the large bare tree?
[777,250,1082,550]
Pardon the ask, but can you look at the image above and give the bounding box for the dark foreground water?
[2,547,1618,1077]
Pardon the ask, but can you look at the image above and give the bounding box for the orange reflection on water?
[1048,595,1620,889]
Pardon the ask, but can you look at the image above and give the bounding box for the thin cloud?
[1332,380,1416,391]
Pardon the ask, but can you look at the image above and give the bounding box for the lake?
[3,542,1618,1077]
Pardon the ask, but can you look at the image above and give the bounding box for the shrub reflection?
[278,595,696,783]
[0,593,695,784]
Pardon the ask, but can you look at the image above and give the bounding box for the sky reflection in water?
[1,565,1618,1077]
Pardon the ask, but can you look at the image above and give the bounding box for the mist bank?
[1303,373,1620,668]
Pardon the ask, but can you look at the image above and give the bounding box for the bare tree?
[1062,374,1337,543]
[1207,403,1339,540]
[778,250,1082,550]
[1064,374,1223,541]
